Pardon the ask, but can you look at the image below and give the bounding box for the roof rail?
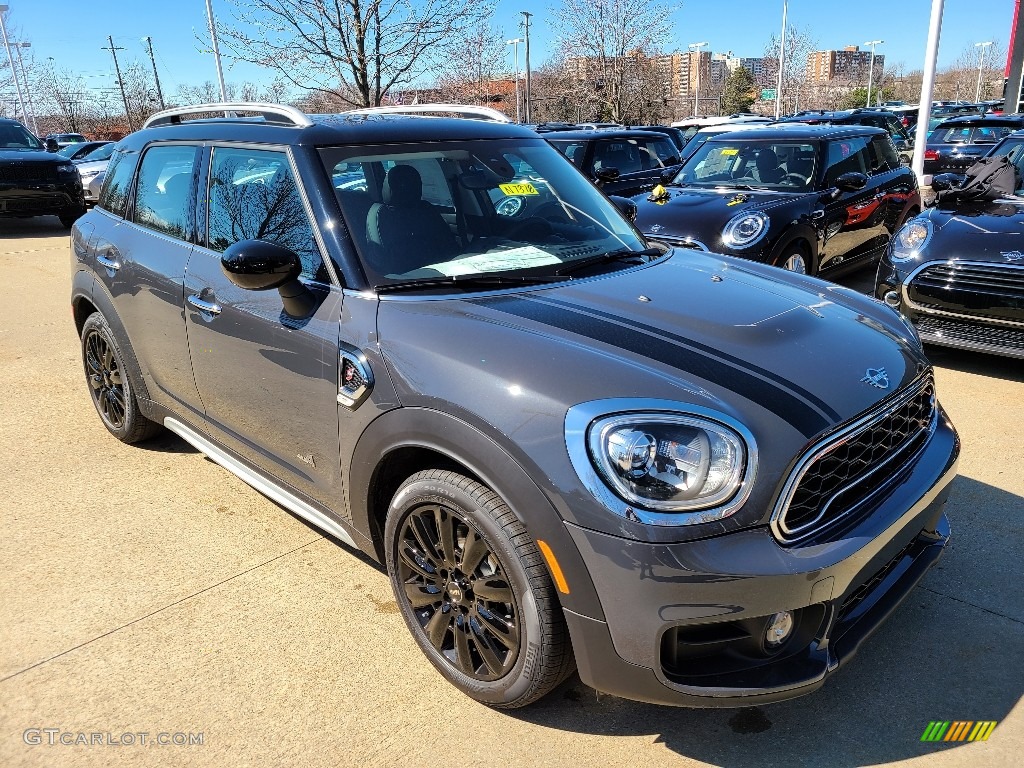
[142,102,313,130]
[340,103,512,123]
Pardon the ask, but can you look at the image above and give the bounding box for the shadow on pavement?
[511,475,1022,767]
[926,345,1024,384]
[0,216,73,239]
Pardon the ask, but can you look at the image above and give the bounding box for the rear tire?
[80,313,160,443]
[385,469,574,708]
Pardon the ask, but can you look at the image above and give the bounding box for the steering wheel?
[782,173,808,186]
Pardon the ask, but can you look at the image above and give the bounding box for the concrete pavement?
[1,219,1020,767]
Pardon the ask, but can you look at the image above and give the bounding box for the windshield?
[320,138,647,288]
[82,143,114,162]
[0,123,43,151]
[674,139,818,192]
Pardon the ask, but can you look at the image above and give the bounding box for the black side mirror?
[608,195,638,223]
[594,167,620,183]
[835,171,869,192]
[220,239,316,318]
[930,173,963,192]
[660,167,678,183]
[44,138,59,152]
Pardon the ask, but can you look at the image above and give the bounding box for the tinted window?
[869,136,901,174]
[97,150,138,218]
[0,122,42,149]
[823,137,870,185]
[592,139,644,175]
[82,143,114,162]
[133,145,198,240]
[207,147,326,282]
[548,140,588,168]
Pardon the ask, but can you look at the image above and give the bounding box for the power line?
[101,35,133,130]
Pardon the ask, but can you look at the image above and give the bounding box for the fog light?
[765,611,794,648]
[883,290,901,308]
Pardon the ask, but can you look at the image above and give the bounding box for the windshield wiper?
[375,273,566,294]
[555,247,661,276]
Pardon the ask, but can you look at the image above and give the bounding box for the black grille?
[909,262,1024,321]
[776,378,936,542]
[0,161,59,183]
[837,539,916,624]
[916,315,1024,355]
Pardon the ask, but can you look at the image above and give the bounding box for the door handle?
[187,294,222,315]
[96,253,120,270]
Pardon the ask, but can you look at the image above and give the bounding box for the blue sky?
[4,0,1018,102]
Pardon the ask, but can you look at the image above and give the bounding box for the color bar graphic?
[921,721,997,742]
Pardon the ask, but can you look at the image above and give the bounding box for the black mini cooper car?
[71,103,957,709]
[630,124,921,277]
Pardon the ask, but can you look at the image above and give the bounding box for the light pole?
[775,0,788,119]
[521,11,532,124]
[974,41,994,102]
[0,5,28,127]
[506,38,523,123]
[10,40,36,134]
[688,41,708,116]
[864,40,884,109]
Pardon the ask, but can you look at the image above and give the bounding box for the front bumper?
[560,413,958,707]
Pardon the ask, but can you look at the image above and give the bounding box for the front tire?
[773,242,817,276]
[385,469,574,708]
[80,313,160,443]
[59,207,85,228]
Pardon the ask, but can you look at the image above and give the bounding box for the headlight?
[890,219,932,262]
[588,414,747,512]
[79,169,100,181]
[722,210,769,249]
[57,163,77,175]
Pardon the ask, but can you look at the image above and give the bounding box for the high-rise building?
[806,46,884,84]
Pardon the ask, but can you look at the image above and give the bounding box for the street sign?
[761,88,777,100]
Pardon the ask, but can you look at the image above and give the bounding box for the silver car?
[76,143,114,204]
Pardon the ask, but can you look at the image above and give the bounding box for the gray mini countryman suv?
[71,103,959,709]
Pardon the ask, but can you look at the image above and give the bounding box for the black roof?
[779,108,898,122]
[704,124,888,142]
[115,113,540,152]
[540,128,677,141]
[932,114,1024,127]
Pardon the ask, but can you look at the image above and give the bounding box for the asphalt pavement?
[1,217,1021,767]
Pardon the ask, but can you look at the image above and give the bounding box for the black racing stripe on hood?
[539,295,842,422]
[476,295,833,438]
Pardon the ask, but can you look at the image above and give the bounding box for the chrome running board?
[163,417,356,547]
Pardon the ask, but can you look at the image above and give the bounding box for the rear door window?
[132,145,199,240]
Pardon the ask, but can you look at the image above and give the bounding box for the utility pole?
[975,41,994,102]
[521,11,532,124]
[143,36,165,110]
[506,38,523,123]
[688,42,709,116]
[0,5,28,127]
[912,0,945,180]
[775,0,788,119]
[103,36,133,132]
[11,41,36,134]
[206,0,229,102]
[864,40,884,108]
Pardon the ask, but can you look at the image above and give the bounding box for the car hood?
[922,199,1024,257]
[0,148,62,162]
[378,251,927,445]
[631,186,804,246]
[76,159,109,174]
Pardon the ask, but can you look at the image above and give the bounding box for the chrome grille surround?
[770,374,937,544]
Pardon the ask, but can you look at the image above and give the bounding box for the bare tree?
[36,66,91,133]
[214,0,491,108]
[935,41,1005,102]
[761,23,818,114]
[432,21,507,107]
[552,0,677,124]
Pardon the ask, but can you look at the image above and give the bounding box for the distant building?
[807,46,884,84]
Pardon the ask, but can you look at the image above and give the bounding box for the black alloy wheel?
[80,313,160,443]
[396,503,519,681]
[385,470,574,708]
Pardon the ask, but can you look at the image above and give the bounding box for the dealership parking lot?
[1,217,1021,767]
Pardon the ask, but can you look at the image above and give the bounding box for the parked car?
[545,128,683,196]
[922,114,1024,176]
[45,132,88,149]
[631,124,920,276]
[672,114,772,148]
[57,140,112,162]
[876,171,1024,359]
[76,142,116,205]
[625,124,689,152]
[0,118,86,227]
[72,101,958,710]
[775,109,915,165]
[678,122,774,163]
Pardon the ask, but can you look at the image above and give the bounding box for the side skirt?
[163,416,357,548]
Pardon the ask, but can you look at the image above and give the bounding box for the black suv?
[630,124,920,276]
[0,118,85,227]
[544,129,683,196]
[72,103,958,709]
[778,109,914,164]
[922,114,1024,175]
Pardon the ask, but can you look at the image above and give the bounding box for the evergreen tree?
[722,67,757,114]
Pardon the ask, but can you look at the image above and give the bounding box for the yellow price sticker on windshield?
[720,148,739,156]
[499,182,539,196]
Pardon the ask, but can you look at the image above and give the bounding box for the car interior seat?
[365,165,459,275]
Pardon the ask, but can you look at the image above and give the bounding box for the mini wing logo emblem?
[649,224,664,233]
[1001,250,1024,262]
[861,367,890,389]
